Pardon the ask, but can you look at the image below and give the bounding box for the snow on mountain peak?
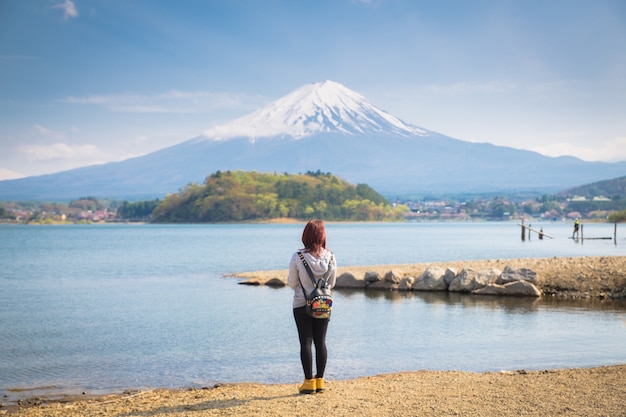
[203,80,427,140]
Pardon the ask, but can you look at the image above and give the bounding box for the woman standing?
[288,220,337,394]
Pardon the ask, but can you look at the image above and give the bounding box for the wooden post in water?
[581,224,584,242]
[517,223,554,239]
[615,223,618,245]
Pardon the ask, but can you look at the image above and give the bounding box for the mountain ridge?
[1,81,625,201]
[557,176,626,199]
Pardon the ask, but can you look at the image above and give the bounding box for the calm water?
[1,222,625,401]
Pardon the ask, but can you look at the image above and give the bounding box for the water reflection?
[537,296,626,312]
[336,287,626,313]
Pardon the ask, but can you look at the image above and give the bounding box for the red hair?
[301,219,326,254]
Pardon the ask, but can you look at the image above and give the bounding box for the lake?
[1,221,625,401]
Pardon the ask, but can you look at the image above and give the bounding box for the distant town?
[400,194,621,222]
[2,193,625,224]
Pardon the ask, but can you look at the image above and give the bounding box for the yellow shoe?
[298,379,316,394]
[315,376,325,393]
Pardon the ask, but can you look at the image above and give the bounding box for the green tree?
[608,210,626,223]
[0,204,15,220]
[117,199,161,220]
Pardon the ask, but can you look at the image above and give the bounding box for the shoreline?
[6,365,626,416]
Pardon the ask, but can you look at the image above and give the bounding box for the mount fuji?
[203,80,426,140]
[2,80,626,201]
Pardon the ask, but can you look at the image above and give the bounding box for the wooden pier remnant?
[519,221,617,244]
[570,223,618,244]
[518,221,554,240]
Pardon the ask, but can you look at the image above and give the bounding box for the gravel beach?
[6,366,626,416]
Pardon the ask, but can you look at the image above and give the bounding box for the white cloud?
[62,90,265,114]
[33,124,59,136]
[203,124,279,141]
[53,0,78,19]
[531,136,626,162]
[20,143,100,162]
[422,81,520,96]
[0,168,25,180]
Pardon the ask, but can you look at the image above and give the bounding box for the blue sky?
[1,0,625,180]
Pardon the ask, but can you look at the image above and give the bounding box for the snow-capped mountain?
[1,81,626,201]
[203,80,427,140]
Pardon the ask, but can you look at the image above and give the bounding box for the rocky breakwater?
[332,265,541,297]
[234,256,626,299]
[240,264,541,296]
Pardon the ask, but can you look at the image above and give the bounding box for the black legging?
[293,306,329,380]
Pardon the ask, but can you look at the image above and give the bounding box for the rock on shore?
[235,256,626,299]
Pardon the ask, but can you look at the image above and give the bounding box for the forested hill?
[151,171,405,222]
[557,176,626,199]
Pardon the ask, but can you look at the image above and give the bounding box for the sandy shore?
[5,256,626,416]
[6,366,626,416]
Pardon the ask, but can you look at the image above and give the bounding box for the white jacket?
[287,248,337,309]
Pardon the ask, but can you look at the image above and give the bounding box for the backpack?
[297,251,334,319]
